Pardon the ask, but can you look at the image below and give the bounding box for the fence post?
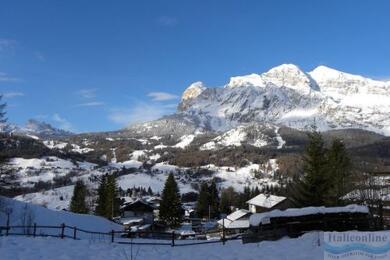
[61,223,65,239]
[171,231,175,247]
[33,223,37,238]
[222,218,226,245]
[111,230,115,243]
[73,226,77,240]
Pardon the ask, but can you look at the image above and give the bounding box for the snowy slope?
[2,156,98,188]
[0,197,122,238]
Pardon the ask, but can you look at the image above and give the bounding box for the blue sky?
[1,0,390,133]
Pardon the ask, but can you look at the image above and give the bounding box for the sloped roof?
[226,219,249,229]
[120,199,155,212]
[226,209,250,221]
[249,204,369,226]
[246,194,286,208]
[217,209,251,229]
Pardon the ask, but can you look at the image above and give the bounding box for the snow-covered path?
[0,233,323,260]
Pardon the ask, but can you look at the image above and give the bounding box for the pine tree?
[106,174,120,218]
[95,174,120,219]
[291,129,330,206]
[159,173,183,228]
[95,175,108,217]
[208,181,220,218]
[219,187,237,214]
[196,182,210,218]
[70,180,88,214]
[325,139,351,206]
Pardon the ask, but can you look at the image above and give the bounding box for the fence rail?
[0,223,240,247]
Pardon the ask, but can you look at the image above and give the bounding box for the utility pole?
[111,197,114,219]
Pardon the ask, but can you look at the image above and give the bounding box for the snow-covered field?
[3,156,98,187]
[14,185,75,210]
[0,232,323,260]
[0,197,122,238]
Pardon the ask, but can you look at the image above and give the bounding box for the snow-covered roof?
[225,219,250,229]
[226,209,250,221]
[120,199,155,211]
[249,204,369,226]
[246,194,286,208]
[120,218,144,225]
[218,209,251,229]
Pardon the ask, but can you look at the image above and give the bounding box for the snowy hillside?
[0,197,122,238]
[178,64,390,135]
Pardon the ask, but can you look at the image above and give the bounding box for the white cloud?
[0,72,21,82]
[0,39,16,52]
[147,92,178,101]
[158,16,178,27]
[52,113,73,131]
[108,102,175,126]
[3,92,24,98]
[77,88,97,99]
[34,51,46,62]
[75,101,105,107]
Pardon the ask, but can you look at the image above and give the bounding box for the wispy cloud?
[158,16,178,27]
[76,88,97,99]
[0,72,21,82]
[147,92,178,101]
[108,102,175,126]
[3,92,24,98]
[34,51,46,62]
[52,113,73,131]
[75,101,105,107]
[0,39,17,52]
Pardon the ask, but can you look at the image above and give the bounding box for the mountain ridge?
[177,64,390,135]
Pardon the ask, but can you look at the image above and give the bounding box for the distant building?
[244,204,371,243]
[218,209,251,233]
[120,199,155,228]
[246,194,291,213]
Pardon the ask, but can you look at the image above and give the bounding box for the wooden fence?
[0,223,241,247]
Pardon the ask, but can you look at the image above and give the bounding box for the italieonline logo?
[324,231,390,260]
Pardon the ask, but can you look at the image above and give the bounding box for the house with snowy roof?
[120,199,156,227]
[246,194,291,213]
[217,209,252,233]
[243,204,371,243]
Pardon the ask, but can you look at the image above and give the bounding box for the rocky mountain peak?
[261,64,317,93]
[181,81,206,101]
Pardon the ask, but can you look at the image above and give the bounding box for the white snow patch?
[43,140,68,149]
[274,127,286,149]
[174,134,195,148]
[131,150,146,160]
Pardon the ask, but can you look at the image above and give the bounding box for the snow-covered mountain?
[178,64,390,135]
[2,119,73,139]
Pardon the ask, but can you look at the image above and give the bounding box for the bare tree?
[354,172,389,229]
